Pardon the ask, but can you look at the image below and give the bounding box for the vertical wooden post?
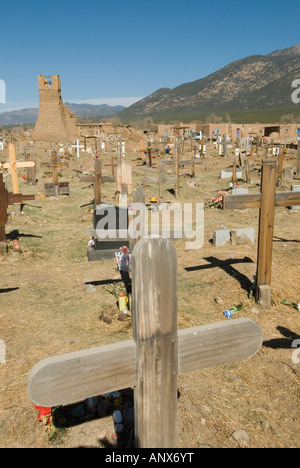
[175,144,179,196]
[50,151,59,186]
[296,139,300,178]
[255,136,259,154]
[245,158,251,184]
[8,144,19,194]
[132,185,146,246]
[111,156,115,176]
[27,160,36,186]
[0,176,8,243]
[132,238,178,448]
[223,134,228,158]
[277,147,284,182]
[159,162,165,202]
[117,135,121,166]
[255,160,277,309]
[94,157,102,205]
[232,158,237,184]
[147,141,152,168]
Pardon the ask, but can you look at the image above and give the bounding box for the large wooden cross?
[80,157,116,205]
[28,237,262,448]
[0,173,35,243]
[41,150,69,186]
[3,144,35,194]
[222,159,300,309]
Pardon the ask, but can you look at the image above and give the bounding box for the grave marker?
[222,159,300,309]
[295,139,300,179]
[87,202,130,261]
[80,157,116,205]
[3,144,35,194]
[81,157,102,205]
[41,150,69,196]
[0,173,35,248]
[28,237,263,448]
[72,139,84,161]
[290,185,300,211]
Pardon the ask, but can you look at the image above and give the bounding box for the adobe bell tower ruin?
[32,75,79,144]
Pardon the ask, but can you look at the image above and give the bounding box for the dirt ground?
[0,140,299,448]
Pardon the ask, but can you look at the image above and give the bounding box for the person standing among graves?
[120,246,131,294]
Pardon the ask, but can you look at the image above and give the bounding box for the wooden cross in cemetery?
[28,237,263,448]
[138,140,160,168]
[80,157,116,205]
[41,150,69,195]
[0,172,35,246]
[2,144,35,194]
[222,159,300,310]
[104,155,117,177]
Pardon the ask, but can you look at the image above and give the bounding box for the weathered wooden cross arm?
[223,191,300,210]
[28,238,262,448]
[28,318,262,408]
[41,161,69,169]
[3,144,36,194]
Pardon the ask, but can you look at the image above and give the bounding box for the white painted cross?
[72,139,84,161]
[27,238,263,448]
[242,134,254,152]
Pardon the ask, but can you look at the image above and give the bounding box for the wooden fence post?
[175,144,179,196]
[94,157,102,205]
[296,139,300,178]
[132,238,178,448]
[277,147,284,183]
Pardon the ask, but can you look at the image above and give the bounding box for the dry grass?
[0,143,299,448]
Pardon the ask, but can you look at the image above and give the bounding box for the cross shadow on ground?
[185,256,254,293]
[263,326,300,349]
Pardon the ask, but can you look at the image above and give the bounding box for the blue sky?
[0,0,299,112]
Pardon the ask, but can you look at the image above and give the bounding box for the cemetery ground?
[0,145,299,448]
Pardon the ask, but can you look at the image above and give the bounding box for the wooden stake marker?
[0,173,35,244]
[222,159,300,309]
[41,150,69,194]
[28,237,262,448]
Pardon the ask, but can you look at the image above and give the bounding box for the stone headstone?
[290,185,300,211]
[213,228,255,246]
[221,169,243,179]
[232,188,249,195]
[88,203,130,261]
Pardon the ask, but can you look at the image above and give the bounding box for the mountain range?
[118,44,300,123]
[0,103,125,126]
[1,45,300,126]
